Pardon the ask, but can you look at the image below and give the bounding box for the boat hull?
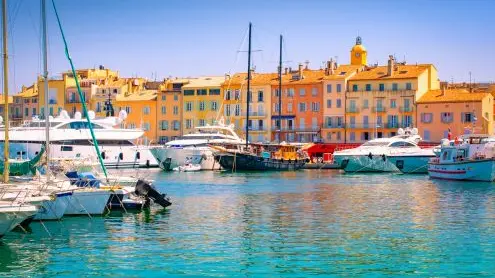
[64,190,111,215]
[151,147,221,171]
[33,191,72,220]
[428,159,495,181]
[214,153,306,171]
[387,155,434,174]
[333,154,399,173]
[0,205,38,237]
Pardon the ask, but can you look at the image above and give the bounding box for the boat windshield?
[180,135,228,140]
[361,141,390,147]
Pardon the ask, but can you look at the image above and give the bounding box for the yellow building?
[321,60,362,142]
[13,83,39,123]
[345,55,440,142]
[115,89,158,144]
[222,72,275,142]
[38,74,75,118]
[182,76,224,134]
[157,78,188,143]
[0,95,13,123]
[417,88,493,142]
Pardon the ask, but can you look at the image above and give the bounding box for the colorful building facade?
[157,78,187,143]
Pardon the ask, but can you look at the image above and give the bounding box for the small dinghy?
[173,163,201,172]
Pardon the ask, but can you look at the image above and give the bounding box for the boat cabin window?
[388,141,416,148]
[59,122,104,130]
[455,149,466,159]
[361,141,389,147]
[441,150,452,161]
[24,122,60,128]
[469,137,486,144]
[180,135,227,140]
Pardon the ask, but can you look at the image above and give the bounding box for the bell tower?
[350,36,367,66]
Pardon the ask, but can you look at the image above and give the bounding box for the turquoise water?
[1,170,495,277]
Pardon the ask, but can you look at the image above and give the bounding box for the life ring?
[317,157,323,163]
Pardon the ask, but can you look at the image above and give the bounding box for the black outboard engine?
[134,180,172,208]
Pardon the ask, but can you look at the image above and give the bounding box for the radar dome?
[74,112,82,120]
[118,110,128,120]
[411,128,418,135]
[397,128,405,135]
[87,110,96,120]
[0,116,3,124]
[60,110,70,119]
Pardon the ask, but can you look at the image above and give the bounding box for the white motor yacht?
[0,110,158,169]
[386,147,436,174]
[151,120,245,170]
[333,128,423,173]
[428,135,495,181]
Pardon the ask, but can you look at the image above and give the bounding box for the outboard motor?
[134,180,171,208]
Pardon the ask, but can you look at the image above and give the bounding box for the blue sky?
[2,0,494,93]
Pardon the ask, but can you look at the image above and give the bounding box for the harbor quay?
[4,37,494,147]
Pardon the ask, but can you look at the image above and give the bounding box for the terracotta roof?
[276,69,325,85]
[116,90,157,101]
[350,64,431,81]
[100,78,128,88]
[182,76,224,88]
[15,84,38,98]
[223,72,278,86]
[417,88,490,103]
[322,65,362,80]
[0,95,13,105]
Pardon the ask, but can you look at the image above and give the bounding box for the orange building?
[156,78,188,143]
[271,64,325,143]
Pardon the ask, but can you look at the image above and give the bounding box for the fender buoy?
[368,152,373,160]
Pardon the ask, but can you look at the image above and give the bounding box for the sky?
[1,0,494,93]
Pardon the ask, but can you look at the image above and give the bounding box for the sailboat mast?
[41,0,50,182]
[245,22,252,148]
[278,35,282,143]
[2,0,9,182]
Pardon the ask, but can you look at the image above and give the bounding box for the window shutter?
[461,112,465,123]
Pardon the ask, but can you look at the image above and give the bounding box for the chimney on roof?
[325,59,335,75]
[387,55,395,77]
[440,84,447,96]
[284,67,289,75]
[298,63,303,78]
[304,60,310,70]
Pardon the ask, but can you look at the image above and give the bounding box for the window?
[258,120,264,130]
[363,115,369,127]
[160,120,169,130]
[365,84,372,91]
[326,100,332,108]
[363,99,369,109]
[211,101,218,111]
[234,89,240,100]
[199,101,205,111]
[336,99,342,108]
[300,118,305,129]
[326,117,332,127]
[247,91,252,102]
[173,120,180,130]
[299,103,307,112]
[173,106,179,115]
[32,108,36,116]
[234,104,241,116]
[379,84,385,91]
[197,89,207,96]
[404,99,411,109]
[337,131,341,141]
[143,106,150,115]
[441,112,453,123]
[186,102,193,112]
[159,136,169,143]
[225,90,231,100]
[24,107,29,116]
[337,117,343,127]
[390,99,397,108]
[287,103,293,113]
[125,106,132,114]
[199,119,206,126]
[352,85,358,92]
[462,112,474,123]
[311,102,320,112]
[406,83,412,90]
[326,84,332,93]
[326,132,332,141]
[392,83,398,91]
[209,89,220,95]
[336,84,342,93]
[274,103,280,113]
[424,130,430,141]
[312,87,318,96]
[184,90,195,96]
[143,122,150,131]
[61,146,73,152]
[161,106,166,114]
[225,104,231,116]
[185,119,192,129]
[350,132,356,142]
[174,94,179,101]
[299,88,306,96]
[274,89,280,97]
[287,88,295,97]
[162,94,166,101]
[258,91,264,102]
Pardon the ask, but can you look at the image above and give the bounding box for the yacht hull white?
[64,190,111,215]
[33,191,72,220]
[428,159,495,181]
[151,147,221,171]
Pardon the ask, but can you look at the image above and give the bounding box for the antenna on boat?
[2,0,9,182]
[42,0,51,184]
[245,22,252,148]
[278,34,282,143]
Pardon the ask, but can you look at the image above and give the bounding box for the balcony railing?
[372,106,387,113]
[271,127,320,132]
[246,126,268,131]
[242,111,266,117]
[346,107,359,113]
[399,106,414,113]
[322,124,345,129]
[346,89,416,98]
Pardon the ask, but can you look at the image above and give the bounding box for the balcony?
[322,124,345,129]
[399,106,414,113]
[242,111,266,117]
[67,99,82,104]
[386,122,399,128]
[346,107,360,113]
[246,126,268,132]
[372,107,387,113]
[346,89,416,98]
